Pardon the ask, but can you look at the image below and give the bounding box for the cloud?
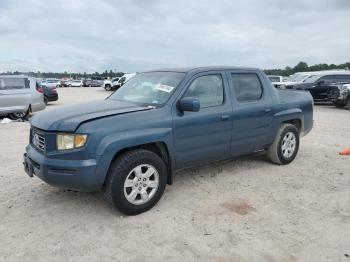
[0,0,349,72]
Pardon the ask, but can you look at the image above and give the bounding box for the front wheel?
[103,149,167,215]
[267,123,300,165]
[105,85,111,91]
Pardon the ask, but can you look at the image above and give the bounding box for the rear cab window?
[230,73,263,102]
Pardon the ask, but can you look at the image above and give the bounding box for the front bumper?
[23,144,101,192]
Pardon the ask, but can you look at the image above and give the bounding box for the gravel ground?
[0,87,349,262]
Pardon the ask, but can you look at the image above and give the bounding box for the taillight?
[37,87,44,93]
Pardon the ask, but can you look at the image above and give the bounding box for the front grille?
[31,128,46,152]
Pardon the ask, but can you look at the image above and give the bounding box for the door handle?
[264,108,271,113]
[221,114,230,121]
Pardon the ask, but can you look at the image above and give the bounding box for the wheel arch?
[102,141,174,187]
[274,108,304,133]
[282,118,302,133]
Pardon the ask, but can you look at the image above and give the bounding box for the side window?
[183,74,224,108]
[0,78,26,90]
[231,73,263,102]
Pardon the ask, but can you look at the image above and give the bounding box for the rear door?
[227,71,274,156]
[172,72,233,168]
[0,77,31,113]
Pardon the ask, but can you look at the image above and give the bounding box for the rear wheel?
[103,149,167,215]
[267,123,300,165]
[8,109,29,120]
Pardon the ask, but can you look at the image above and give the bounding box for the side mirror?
[177,97,200,112]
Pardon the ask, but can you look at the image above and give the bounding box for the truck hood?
[31,99,152,132]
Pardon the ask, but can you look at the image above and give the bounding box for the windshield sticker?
[155,84,175,93]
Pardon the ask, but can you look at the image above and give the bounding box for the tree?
[293,61,308,72]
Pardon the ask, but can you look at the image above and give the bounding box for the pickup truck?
[23,66,313,215]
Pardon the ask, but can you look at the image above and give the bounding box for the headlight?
[56,133,88,150]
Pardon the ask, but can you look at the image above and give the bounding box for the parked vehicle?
[103,77,120,91]
[286,72,314,84]
[267,75,287,88]
[291,71,350,102]
[24,66,313,215]
[40,81,58,104]
[328,83,350,108]
[110,73,136,89]
[42,79,61,88]
[0,76,46,119]
[61,79,71,87]
[69,80,84,87]
[84,77,104,87]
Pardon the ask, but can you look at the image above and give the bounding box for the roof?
[144,66,260,73]
[293,70,350,76]
[0,74,28,78]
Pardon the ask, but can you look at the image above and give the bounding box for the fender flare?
[94,128,174,186]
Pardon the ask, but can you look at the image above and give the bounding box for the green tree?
[293,61,308,72]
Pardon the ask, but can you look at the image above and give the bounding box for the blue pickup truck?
[24,66,313,215]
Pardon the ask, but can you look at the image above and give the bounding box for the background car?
[103,77,120,91]
[38,81,58,104]
[109,73,136,90]
[42,79,61,88]
[292,71,350,102]
[267,75,288,88]
[0,76,46,120]
[69,80,84,87]
[84,77,103,87]
[60,79,71,87]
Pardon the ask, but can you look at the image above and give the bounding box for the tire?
[44,96,48,105]
[105,85,111,91]
[334,101,345,108]
[345,97,350,109]
[267,123,300,165]
[103,149,167,215]
[8,108,29,120]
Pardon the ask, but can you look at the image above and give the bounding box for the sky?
[0,0,349,73]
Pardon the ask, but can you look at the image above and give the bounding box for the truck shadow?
[23,153,269,218]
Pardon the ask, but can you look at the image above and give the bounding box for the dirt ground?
[0,87,349,262]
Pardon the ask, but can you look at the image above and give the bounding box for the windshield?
[47,80,59,83]
[109,72,185,106]
[288,73,309,82]
[303,75,321,83]
[268,76,280,82]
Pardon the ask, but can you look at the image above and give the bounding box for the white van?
[111,73,136,90]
